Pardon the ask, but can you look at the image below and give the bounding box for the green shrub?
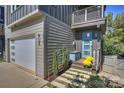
[85,74,106,88]
[103,34,121,55]
[52,48,69,76]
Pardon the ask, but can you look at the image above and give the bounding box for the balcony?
[7,5,43,28]
[71,6,105,29]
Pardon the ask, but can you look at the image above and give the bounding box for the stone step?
[69,67,92,75]
[65,70,90,79]
[51,81,66,88]
[55,76,72,85]
[61,73,87,82]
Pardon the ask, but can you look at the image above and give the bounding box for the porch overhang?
[7,9,43,28]
[71,18,106,32]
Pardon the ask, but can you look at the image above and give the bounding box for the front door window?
[82,32,92,57]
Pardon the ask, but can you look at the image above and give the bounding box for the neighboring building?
[0,6,4,57]
[5,5,105,79]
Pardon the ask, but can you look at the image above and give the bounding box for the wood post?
[85,9,87,22]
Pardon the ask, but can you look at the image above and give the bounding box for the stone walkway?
[99,71,124,85]
[43,63,92,88]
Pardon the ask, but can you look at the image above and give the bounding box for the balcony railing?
[7,5,39,25]
[72,6,104,24]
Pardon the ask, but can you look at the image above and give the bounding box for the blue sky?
[105,5,124,18]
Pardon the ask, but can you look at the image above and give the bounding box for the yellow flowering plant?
[82,56,94,68]
[82,59,92,68]
[86,56,94,62]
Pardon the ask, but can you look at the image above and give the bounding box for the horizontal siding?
[45,16,73,77]
[5,17,45,78]
[6,18,44,39]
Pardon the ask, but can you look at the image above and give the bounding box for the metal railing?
[8,5,38,25]
[72,6,104,24]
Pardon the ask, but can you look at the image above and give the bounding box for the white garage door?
[12,38,36,71]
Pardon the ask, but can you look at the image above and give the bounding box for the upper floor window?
[11,5,21,13]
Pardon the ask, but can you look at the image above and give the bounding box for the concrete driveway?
[0,62,48,88]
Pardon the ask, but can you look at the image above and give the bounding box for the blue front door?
[82,32,92,58]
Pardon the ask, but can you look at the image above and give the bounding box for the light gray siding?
[44,15,73,77]
[5,16,46,78]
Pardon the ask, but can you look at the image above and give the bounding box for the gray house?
[5,5,105,79]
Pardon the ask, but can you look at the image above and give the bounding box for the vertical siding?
[6,5,76,26]
[44,15,73,77]
[6,5,39,25]
[39,5,76,25]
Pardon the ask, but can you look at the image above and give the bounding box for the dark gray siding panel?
[39,5,75,25]
[45,16,73,77]
[6,5,76,26]
[6,5,39,25]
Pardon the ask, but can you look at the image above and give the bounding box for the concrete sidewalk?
[0,62,48,88]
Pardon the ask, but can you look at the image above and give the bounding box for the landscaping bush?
[52,48,69,77]
[85,74,106,88]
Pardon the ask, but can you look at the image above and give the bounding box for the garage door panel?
[14,38,35,71]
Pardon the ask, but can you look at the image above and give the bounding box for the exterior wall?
[44,15,73,78]
[6,5,39,25]
[39,5,77,25]
[5,13,46,78]
[6,5,77,26]
[103,55,124,78]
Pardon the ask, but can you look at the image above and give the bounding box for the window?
[11,5,21,13]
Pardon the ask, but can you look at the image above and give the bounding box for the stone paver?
[99,71,124,85]
[0,63,48,88]
[51,81,66,88]
[44,65,91,88]
[69,68,92,75]
[65,70,90,79]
